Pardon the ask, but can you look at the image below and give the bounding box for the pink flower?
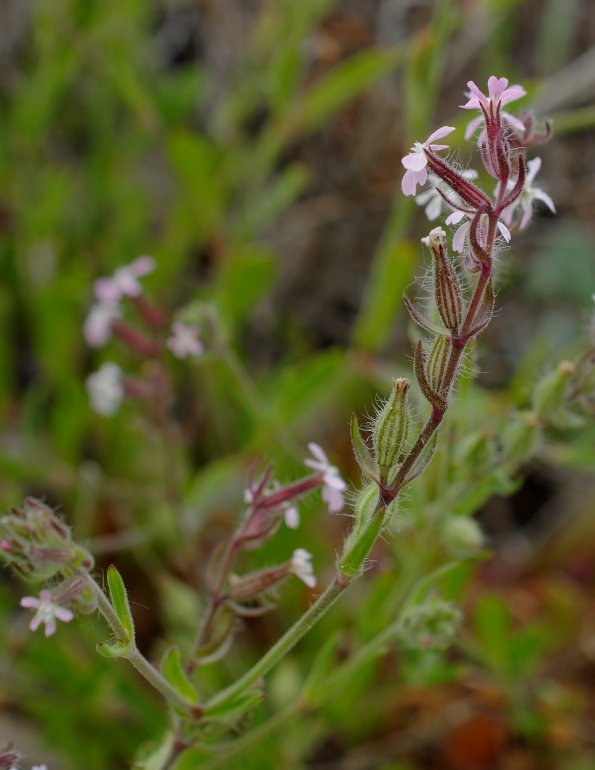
[167,322,204,359]
[461,76,526,141]
[304,442,346,513]
[20,590,74,637]
[500,157,556,230]
[401,126,455,196]
[290,548,316,588]
[83,301,121,347]
[93,256,156,304]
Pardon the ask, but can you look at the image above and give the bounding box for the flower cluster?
[83,257,204,416]
[404,76,554,261]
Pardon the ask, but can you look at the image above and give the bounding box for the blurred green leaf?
[161,647,199,704]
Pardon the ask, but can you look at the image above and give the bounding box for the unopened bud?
[443,516,484,558]
[225,565,288,603]
[373,379,411,486]
[422,227,464,333]
[397,595,462,651]
[533,360,574,418]
[0,497,94,582]
[426,335,451,392]
[501,411,540,469]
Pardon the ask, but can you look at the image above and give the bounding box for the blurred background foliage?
[1,0,595,768]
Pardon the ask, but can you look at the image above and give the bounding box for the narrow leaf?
[161,647,199,704]
[203,689,264,722]
[467,279,495,337]
[403,295,450,337]
[107,564,135,642]
[350,413,379,480]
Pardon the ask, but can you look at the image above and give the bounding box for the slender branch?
[203,574,349,715]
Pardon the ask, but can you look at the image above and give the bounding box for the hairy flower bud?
[397,595,462,651]
[373,379,411,486]
[501,411,540,469]
[443,516,484,558]
[533,360,574,418]
[0,498,94,582]
[426,335,452,392]
[422,227,464,333]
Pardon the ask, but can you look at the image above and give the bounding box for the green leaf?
[161,647,199,705]
[270,349,348,427]
[107,565,135,642]
[473,594,511,675]
[301,631,342,706]
[288,47,402,135]
[350,413,378,479]
[216,244,277,328]
[203,688,264,722]
[96,640,134,659]
[352,240,417,353]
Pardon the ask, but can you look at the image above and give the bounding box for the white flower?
[401,126,455,196]
[304,442,346,513]
[283,504,300,529]
[86,362,124,416]
[32,765,49,770]
[415,170,479,221]
[290,548,316,588]
[83,301,121,348]
[93,256,156,304]
[20,590,74,637]
[500,157,556,230]
[167,322,204,359]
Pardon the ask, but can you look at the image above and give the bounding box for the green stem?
[89,577,198,714]
[204,574,349,715]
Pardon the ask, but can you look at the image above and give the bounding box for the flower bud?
[422,227,464,333]
[501,411,540,469]
[0,498,94,582]
[533,360,574,418]
[397,595,462,651]
[373,378,411,486]
[426,335,452,392]
[443,516,484,558]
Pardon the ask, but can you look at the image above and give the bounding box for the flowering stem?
[88,576,199,714]
[203,573,349,716]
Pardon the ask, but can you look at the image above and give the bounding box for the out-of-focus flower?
[167,322,204,359]
[500,157,556,229]
[304,443,346,513]
[290,548,316,588]
[20,590,74,637]
[93,256,156,304]
[83,301,121,348]
[401,126,455,196]
[86,362,124,416]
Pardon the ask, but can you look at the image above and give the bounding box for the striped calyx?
[372,378,411,486]
[422,227,464,333]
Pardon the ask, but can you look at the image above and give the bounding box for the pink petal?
[129,256,156,276]
[464,115,484,140]
[497,221,511,242]
[445,210,465,225]
[402,152,427,171]
[401,169,418,196]
[500,84,526,105]
[534,190,556,212]
[20,596,40,609]
[284,506,300,529]
[307,442,327,464]
[452,223,468,253]
[465,81,486,103]
[44,617,57,637]
[426,125,455,144]
[487,76,509,102]
[94,277,120,304]
[55,607,75,623]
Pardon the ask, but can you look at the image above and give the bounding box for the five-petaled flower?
[461,76,526,141]
[83,301,121,348]
[167,322,204,359]
[500,157,555,230]
[401,126,455,196]
[20,590,74,637]
[290,548,316,588]
[304,443,346,513]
